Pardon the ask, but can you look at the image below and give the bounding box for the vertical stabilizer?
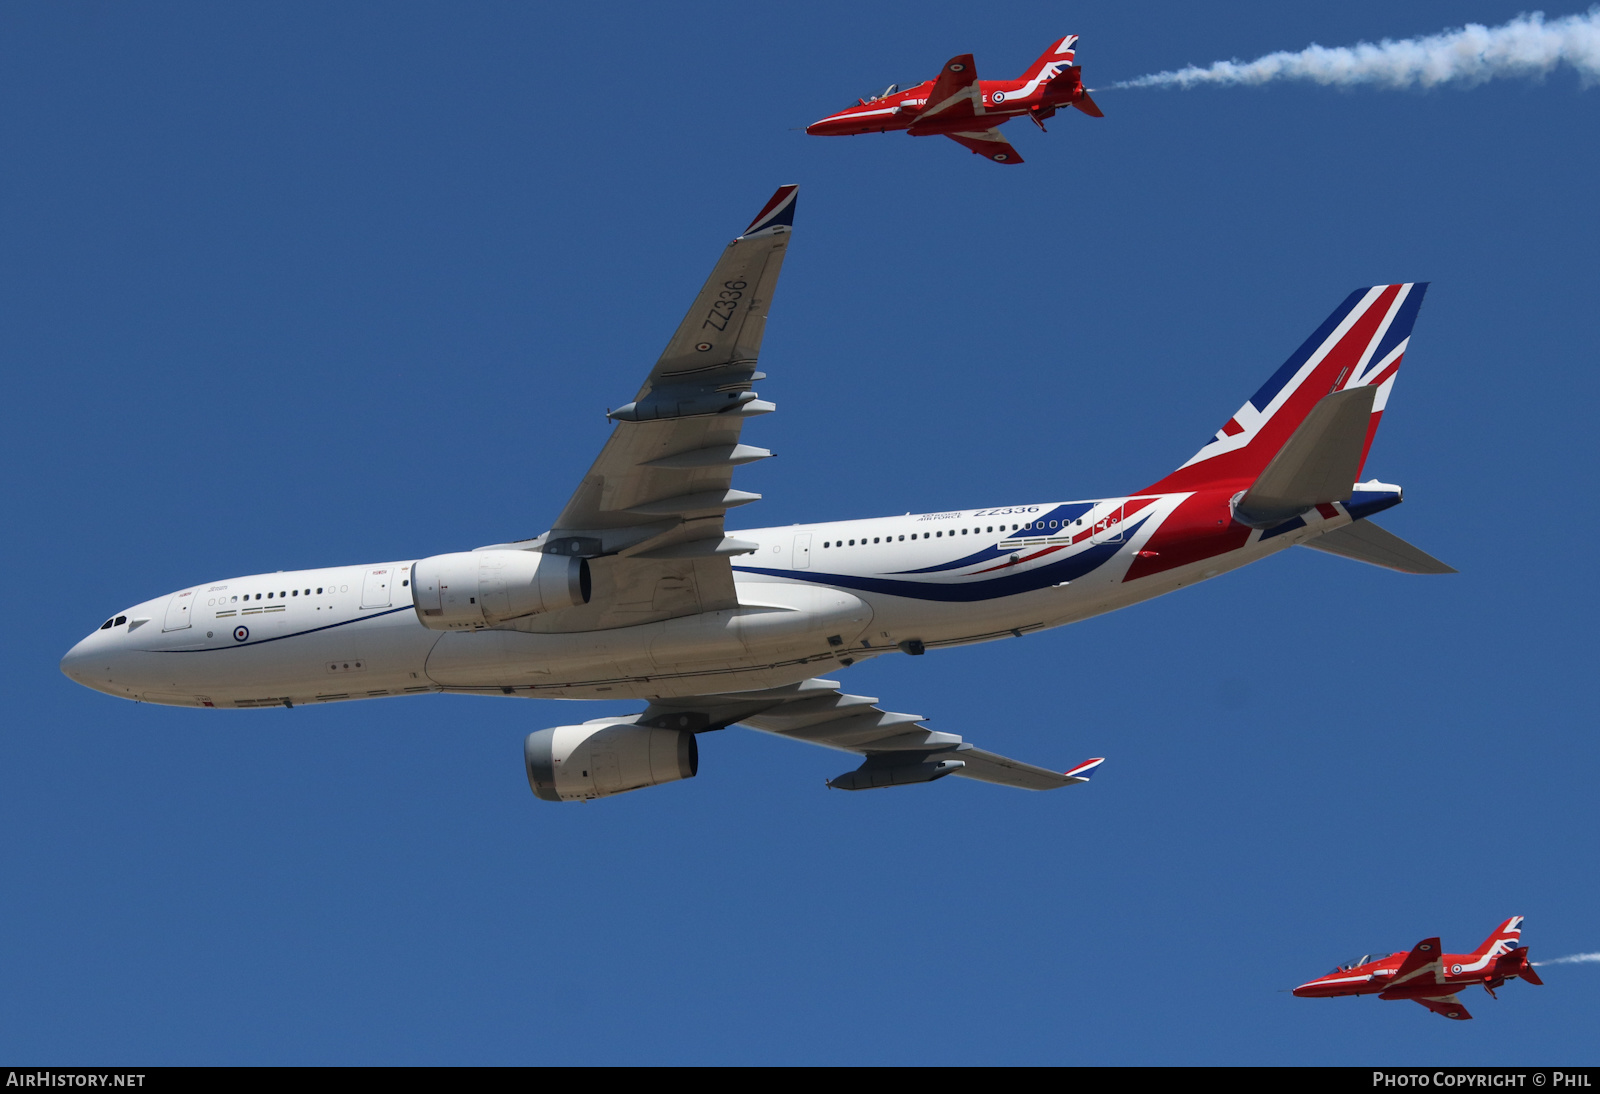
[1021,35,1079,82]
[1145,284,1429,495]
[1470,916,1525,961]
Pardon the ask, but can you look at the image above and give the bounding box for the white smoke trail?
[1532,952,1600,965]
[1114,9,1600,91]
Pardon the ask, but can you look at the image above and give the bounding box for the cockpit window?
[114,616,126,626]
[859,83,898,104]
[1333,952,1396,972]
[99,618,114,630]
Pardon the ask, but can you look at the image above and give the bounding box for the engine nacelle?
[524,722,698,802]
[411,549,590,630]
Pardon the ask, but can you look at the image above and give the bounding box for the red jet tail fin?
[1470,916,1526,960]
[1020,35,1079,82]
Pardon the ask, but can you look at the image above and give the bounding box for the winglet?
[741,185,799,238]
[1064,757,1105,782]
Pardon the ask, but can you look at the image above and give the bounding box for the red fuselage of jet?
[1293,919,1542,1020]
[806,37,1103,164]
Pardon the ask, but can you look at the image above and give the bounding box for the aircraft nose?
[60,636,94,686]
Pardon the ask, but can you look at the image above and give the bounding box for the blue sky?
[3,1,1596,1064]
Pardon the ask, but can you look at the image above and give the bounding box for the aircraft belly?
[425,583,873,689]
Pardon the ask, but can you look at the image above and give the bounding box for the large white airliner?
[61,186,1453,801]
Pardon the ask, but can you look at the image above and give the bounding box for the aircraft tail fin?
[1144,284,1429,495]
[1022,35,1079,81]
[1517,952,1545,986]
[1072,90,1104,118]
[1470,916,1526,961]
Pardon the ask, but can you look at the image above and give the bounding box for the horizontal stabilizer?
[1072,90,1104,117]
[1302,520,1457,574]
[1234,386,1375,527]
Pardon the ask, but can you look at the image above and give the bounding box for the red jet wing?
[1388,938,1445,990]
[943,128,1024,165]
[1413,994,1473,1020]
[918,54,984,125]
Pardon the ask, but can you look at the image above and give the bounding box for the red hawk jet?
[1293,918,1543,1020]
[806,35,1103,164]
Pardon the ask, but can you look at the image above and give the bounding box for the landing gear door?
[793,533,812,570]
[162,588,195,632]
[1090,503,1126,545]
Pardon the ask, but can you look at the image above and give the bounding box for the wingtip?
[741,184,799,237]
[1064,757,1105,780]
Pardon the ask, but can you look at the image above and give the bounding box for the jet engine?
[524,722,698,802]
[411,549,590,630]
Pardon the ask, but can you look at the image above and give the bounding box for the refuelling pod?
[524,723,698,802]
[411,549,590,630]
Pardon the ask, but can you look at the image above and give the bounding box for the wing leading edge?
[637,678,1102,792]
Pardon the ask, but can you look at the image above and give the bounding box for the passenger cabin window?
[317,587,323,594]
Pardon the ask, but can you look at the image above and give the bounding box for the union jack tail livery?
[1146,283,1429,495]
[1469,916,1525,961]
[1022,35,1078,81]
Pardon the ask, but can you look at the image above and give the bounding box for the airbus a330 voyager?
[61,186,1454,802]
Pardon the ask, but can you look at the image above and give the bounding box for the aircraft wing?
[1388,938,1446,990]
[637,678,1103,791]
[918,54,985,124]
[494,187,797,630]
[944,129,1024,164]
[1412,995,1473,1020]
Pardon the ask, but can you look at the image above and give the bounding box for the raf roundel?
[695,342,713,352]
[992,90,1006,103]
[233,625,249,642]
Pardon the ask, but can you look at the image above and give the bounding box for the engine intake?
[524,723,699,802]
[411,549,590,630]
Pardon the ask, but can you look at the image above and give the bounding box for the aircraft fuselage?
[61,487,1395,710]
